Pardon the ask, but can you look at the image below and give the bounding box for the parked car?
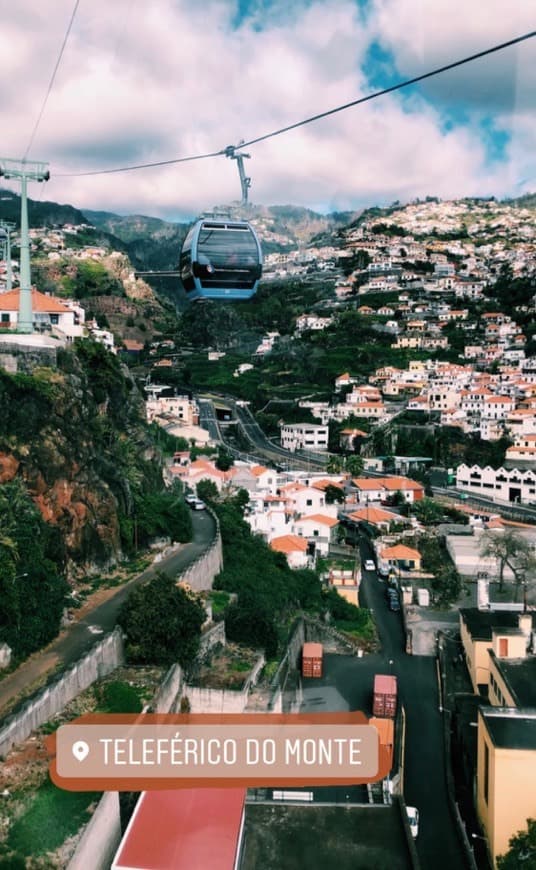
[388,592,401,612]
[406,806,419,838]
[184,493,197,505]
[363,559,376,572]
[191,499,207,511]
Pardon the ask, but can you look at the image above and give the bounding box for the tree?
[480,530,536,594]
[497,818,536,869]
[324,484,345,504]
[225,596,279,658]
[196,479,219,503]
[215,447,234,472]
[118,571,205,668]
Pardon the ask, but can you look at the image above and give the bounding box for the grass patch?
[210,590,231,616]
[6,781,100,857]
[94,680,144,714]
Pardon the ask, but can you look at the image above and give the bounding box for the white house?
[269,534,309,568]
[280,423,329,452]
[293,514,339,556]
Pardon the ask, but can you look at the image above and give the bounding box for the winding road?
[0,509,217,720]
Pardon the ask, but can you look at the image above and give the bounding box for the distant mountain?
[504,192,536,210]
[0,188,88,228]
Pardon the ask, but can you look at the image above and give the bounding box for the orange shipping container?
[302,642,323,678]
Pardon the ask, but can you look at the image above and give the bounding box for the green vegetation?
[118,571,205,668]
[5,782,100,859]
[497,818,536,869]
[94,680,144,713]
[324,588,375,642]
[210,496,374,655]
[418,535,462,607]
[210,590,231,617]
[0,479,68,660]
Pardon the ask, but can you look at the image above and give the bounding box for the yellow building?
[459,609,533,694]
[461,608,536,866]
[476,707,536,867]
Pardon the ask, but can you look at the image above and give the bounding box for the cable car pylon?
[224,145,251,207]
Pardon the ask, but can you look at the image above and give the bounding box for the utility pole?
[0,221,15,291]
[0,159,50,333]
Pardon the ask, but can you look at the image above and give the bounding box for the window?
[499,637,508,657]
[306,499,312,506]
[1,314,9,323]
[50,314,59,325]
[484,744,489,804]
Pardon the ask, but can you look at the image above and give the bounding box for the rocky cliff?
[0,341,161,577]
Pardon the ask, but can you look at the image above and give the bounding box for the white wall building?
[456,464,536,505]
[280,423,329,452]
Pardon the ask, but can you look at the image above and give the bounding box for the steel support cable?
[54,29,536,177]
[24,0,82,161]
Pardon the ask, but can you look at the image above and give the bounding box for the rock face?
[0,342,159,576]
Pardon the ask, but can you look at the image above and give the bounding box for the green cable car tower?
[0,159,50,333]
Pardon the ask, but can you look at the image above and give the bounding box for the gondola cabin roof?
[180,218,262,302]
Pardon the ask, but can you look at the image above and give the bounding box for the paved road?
[218,396,328,471]
[358,545,471,870]
[432,485,536,524]
[0,509,217,719]
[197,398,222,442]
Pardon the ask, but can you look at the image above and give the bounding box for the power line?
[24,0,82,161]
[55,28,536,178]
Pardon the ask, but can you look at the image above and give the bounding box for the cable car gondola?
[179,217,263,301]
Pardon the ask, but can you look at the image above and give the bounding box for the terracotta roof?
[348,506,399,524]
[270,534,308,554]
[311,479,344,491]
[378,476,424,491]
[340,428,369,436]
[0,287,71,313]
[381,544,421,561]
[251,465,269,476]
[297,513,339,527]
[352,478,384,491]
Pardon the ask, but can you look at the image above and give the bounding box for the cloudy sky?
[1,0,535,221]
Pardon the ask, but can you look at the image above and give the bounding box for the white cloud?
[1,0,534,220]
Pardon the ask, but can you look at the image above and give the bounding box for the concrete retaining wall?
[198,621,226,660]
[176,508,223,592]
[186,652,265,714]
[0,628,124,759]
[150,664,184,714]
[67,792,122,870]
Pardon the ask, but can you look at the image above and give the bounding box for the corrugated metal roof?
[112,789,245,870]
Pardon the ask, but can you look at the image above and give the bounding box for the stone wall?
[0,342,58,374]
[0,628,124,759]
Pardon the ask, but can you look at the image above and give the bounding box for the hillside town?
[0,193,535,870]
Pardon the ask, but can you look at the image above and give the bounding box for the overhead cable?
[55,29,536,177]
[24,0,82,161]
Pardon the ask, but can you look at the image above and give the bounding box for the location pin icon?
[72,740,90,762]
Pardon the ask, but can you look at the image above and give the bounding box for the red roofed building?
[0,287,80,336]
[380,544,422,571]
[112,789,246,870]
[269,534,309,568]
